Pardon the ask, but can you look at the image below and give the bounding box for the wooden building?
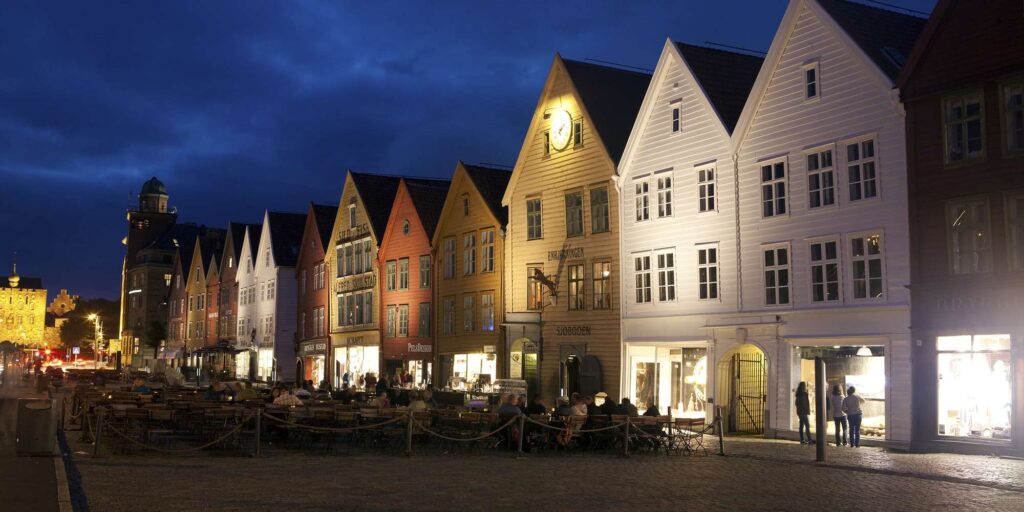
[899,0,1024,454]
[502,56,649,404]
[295,203,337,387]
[431,163,510,390]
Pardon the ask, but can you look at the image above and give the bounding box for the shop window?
[592,262,611,309]
[937,335,1012,440]
[807,147,835,208]
[795,346,886,439]
[947,199,991,274]
[628,345,707,419]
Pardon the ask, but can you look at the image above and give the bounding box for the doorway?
[718,345,767,434]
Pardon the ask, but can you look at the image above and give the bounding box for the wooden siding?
[218,230,240,343]
[433,164,506,359]
[296,206,329,349]
[504,60,622,401]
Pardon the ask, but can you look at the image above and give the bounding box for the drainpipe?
[733,152,742,313]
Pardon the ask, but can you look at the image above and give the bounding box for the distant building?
[0,264,46,347]
[47,289,78,317]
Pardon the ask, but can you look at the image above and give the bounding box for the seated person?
[525,396,548,415]
[421,389,439,409]
[293,384,312,399]
[599,394,617,416]
[407,392,428,412]
[643,404,661,417]
[236,382,259,401]
[130,377,152,394]
[204,379,231,401]
[497,394,522,416]
[368,392,390,408]
[616,398,639,417]
[554,396,575,417]
[272,389,304,406]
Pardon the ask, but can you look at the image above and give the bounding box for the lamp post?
[88,314,103,370]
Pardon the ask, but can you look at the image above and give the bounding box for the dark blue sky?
[0,0,934,300]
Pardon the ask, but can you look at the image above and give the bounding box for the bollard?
[716,406,726,457]
[623,417,631,458]
[516,414,525,458]
[815,356,826,462]
[93,408,104,456]
[405,410,414,457]
[255,408,262,457]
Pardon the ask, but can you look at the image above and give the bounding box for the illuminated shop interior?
[937,334,1012,440]
[628,345,708,419]
[795,345,886,438]
[332,345,379,389]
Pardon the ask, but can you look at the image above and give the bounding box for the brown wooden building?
[900,0,1024,454]
[295,203,337,387]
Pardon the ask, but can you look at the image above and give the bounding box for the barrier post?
[516,414,525,458]
[815,357,826,462]
[254,408,262,457]
[716,406,726,456]
[622,417,631,458]
[93,408,104,456]
[405,410,414,457]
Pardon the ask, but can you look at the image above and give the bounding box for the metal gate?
[730,353,766,434]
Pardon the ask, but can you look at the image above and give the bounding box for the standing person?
[829,384,848,446]
[795,382,812,444]
[843,386,865,448]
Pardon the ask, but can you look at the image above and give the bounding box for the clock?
[549,109,573,151]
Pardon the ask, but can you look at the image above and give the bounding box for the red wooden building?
[295,203,338,386]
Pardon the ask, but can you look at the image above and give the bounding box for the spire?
[8,251,19,288]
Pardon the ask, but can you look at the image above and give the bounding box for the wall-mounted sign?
[300,342,328,356]
[483,345,496,353]
[555,325,591,336]
[337,224,370,244]
[407,342,431,353]
[935,294,1024,314]
[548,247,584,261]
[335,273,376,293]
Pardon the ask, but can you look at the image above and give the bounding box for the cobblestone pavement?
[66,432,1024,512]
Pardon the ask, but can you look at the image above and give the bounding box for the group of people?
[794,382,866,447]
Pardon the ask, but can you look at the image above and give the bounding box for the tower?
[139,177,169,213]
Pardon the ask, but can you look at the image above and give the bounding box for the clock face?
[549,109,573,151]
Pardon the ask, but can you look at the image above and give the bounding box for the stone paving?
[66,431,1024,512]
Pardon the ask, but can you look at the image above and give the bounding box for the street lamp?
[88,314,103,369]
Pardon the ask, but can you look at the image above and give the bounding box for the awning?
[158,347,182,359]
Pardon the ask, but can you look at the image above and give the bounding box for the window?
[398,305,409,337]
[481,293,494,331]
[698,167,715,212]
[348,205,357,229]
[634,255,652,304]
[807,148,835,208]
[1008,195,1024,270]
[419,255,431,287]
[385,306,396,336]
[477,230,494,272]
[657,174,673,218]
[657,251,676,302]
[463,194,470,216]
[442,297,455,335]
[847,139,877,201]
[671,104,681,132]
[363,242,371,273]
[590,187,609,233]
[763,246,790,306]
[463,295,474,332]
[526,198,543,239]
[398,258,409,289]
[573,118,583,147]
[301,270,307,295]
[385,261,397,291]
[804,62,819,99]
[635,181,649,222]
[418,303,430,337]
[810,239,841,303]
[568,264,584,310]
[336,246,344,278]
[443,238,456,279]
[1005,83,1024,151]
[565,192,584,236]
[527,266,543,310]
[698,246,719,300]
[761,160,787,217]
[937,334,1012,440]
[947,199,991,274]
[344,244,353,275]
[543,132,550,156]
[265,249,270,267]
[463,234,476,275]
[945,92,984,162]
[850,234,884,300]
[593,262,611,310]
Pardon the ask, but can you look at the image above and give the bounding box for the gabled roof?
[150,223,203,253]
[312,204,339,249]
[198,228,226,274]
[349,172,403,241]
[561,59,652,165]
[675,43,764,133]
[463,163,512,227]
[403,179,451,239]
[0,276,43,289]
[246,224,263,262]
[170,225,202,274]
[817,0,927,81]
[266,212,307,268]
[228,222,259,261]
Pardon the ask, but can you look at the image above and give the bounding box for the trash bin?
[16,398,55,456]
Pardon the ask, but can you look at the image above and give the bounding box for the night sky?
[0,0,935,300]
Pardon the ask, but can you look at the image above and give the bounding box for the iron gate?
[730,353,766,434]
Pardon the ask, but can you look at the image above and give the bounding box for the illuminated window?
[481,293,494,331]
[527,266,543,310]
[937,334,1012,440]
[565,192,584,237]
[763,246,790,306]
[567,264,584,310]
[947,199,991,274]
[945,92,984,162]
[810,239,841,303]
[850,234,884,300]
[847,139,877,201]
[761,159,787,217]
[807,148,835,208]
[697,245,719,300]
[593,261,611,310]
[634,254,651,304]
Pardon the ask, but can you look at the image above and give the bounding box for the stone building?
[0,264,46,347]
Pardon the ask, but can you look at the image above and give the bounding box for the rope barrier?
[100,412,256,454]
[260,412,405,433]
[521,415,629,434]
[410,414,519,443]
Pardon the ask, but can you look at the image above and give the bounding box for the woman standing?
[795,382,812,444]
[843,386,865,447]
[829,384,847,446]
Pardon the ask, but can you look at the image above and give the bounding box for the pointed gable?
[561,59,651,165]
[349,171,403,241]
[266,212,307,268]
[462,163,511,227]
[313,204,339,249]
[675,43,763,133]
[817,0,926,81]
[403,178,450,239]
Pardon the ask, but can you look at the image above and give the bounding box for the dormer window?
[804,61,820,100]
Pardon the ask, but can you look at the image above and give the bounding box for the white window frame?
[803,61,820,101]
[760,158,788,218]
[463,295,474,332]
[635,178,650,222]
[481,230,495,272]
[848,232,886,301]
[844,135,880,202]
[526,197,543,240]
[655,249,676,302]
[419,255,431,287]
[443,238,456,279]
[808,237,842,304]
[385,260,397,291]
[385,305,396,337]
[656,171,673,218]
[944,91,985,164]
[697,244,720,301]
[397,304,409,337]
[567,263,585,310]
[697,165,717,213]
[805,145,836,209]
[398,258,409,290]
[947,198,992,274]
[633,253,652,304]
[670,101,681,133]
[481,293,495,332]
[762,244,791,307]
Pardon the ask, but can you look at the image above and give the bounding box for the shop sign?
[208,312,218,319]
[483,345,495,353]
[407,342,431,353]
[337,223,370,243]
[555,325,591,336]
[335,273,376,293]
[301,342,327,356]
[935,294,1024,315]
[548,246,584,261]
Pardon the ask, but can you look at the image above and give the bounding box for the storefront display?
[257,348,274,381]
[445,352,497,391]
[333,345,379,389]
[234,351,250,380]
[627,345,707,419]
[795,345,886,438]
[937,334,1012,440]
